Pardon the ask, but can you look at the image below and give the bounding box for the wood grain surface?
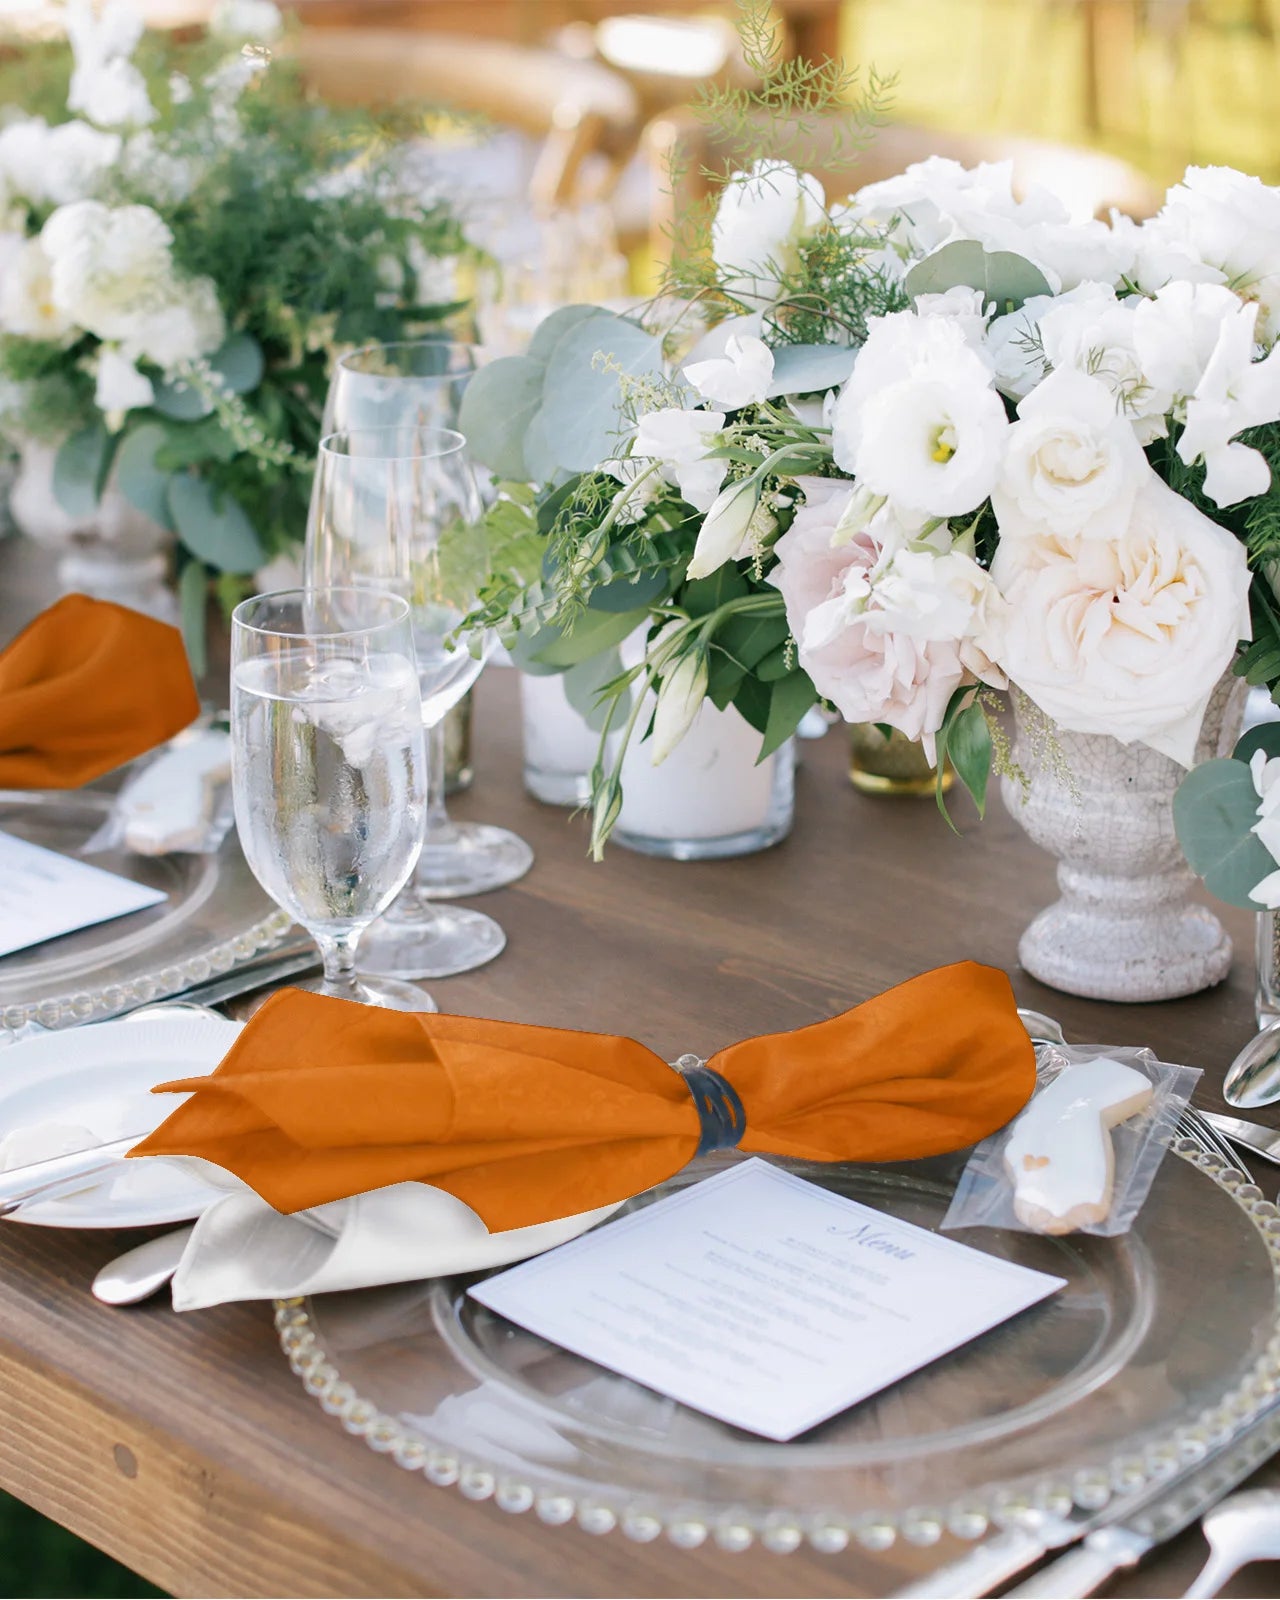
[0,541,1276,1598]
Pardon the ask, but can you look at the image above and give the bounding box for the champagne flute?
[306,427,511,978]
[322,337,532,898]
[230,587,435,1013]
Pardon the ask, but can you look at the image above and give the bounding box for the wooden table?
[0,545,1277,1597]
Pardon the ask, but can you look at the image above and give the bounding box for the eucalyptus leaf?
[524,605,648,670]
[456,355,544,480]
[586,566,670,613]
[210,332,265,395]
[765,343,857,398]
[153,374,212,421]
[561,650,623,733]
[115,423,174,529]
[1173,758,1277,908]
[527,305,613,365]
[538,313,663,474]
[52,422,112,519]
[178,560,208,676]
[905,240,1053,311]
[167,473,264,574]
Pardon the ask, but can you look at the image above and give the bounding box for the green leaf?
[456,355,545,480]
[682,566,751,617]
[759,669,816,759]
[586,566,671,613]
[706,649,745,709]
[525,605,648,670]
[153,374,212,421]
[537,313,663,473]
[946,698,992,818]
[765,343,858,397]
[115,422,174,529]
[178,560,208,677]
[209,333,265,395]
[932,684,974,832]
[153,416,240,469]
[754,641,794,682]
[1173,758,1278,908]
[167,473,265,574]
[1235,724,1280,765]
[52,422,113,518]
[732,673,772,736]
[527,304,612,365]
[905,241,1053,311]
[560,649,623,733]
[714,611,788,673]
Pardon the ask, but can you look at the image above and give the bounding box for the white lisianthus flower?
[0,238,74,340]
[830,310,1008,518]
[912,285,991,354]
[121,131,197,205]
[0,118,121,207]
[210,0,284,40]
[769,477,1005,759]
[1132,281,1244,403]
[42,201,175,341]
[1146,166,1280,341]
[687,474,762,579]
[650,647,709,765]
[95,346,154,414]
[127,275,225,370]
[1037,285,1171,442]
[992,366,1152,542]
[992,475,1252,765]
[711,160,825,300]
[1108,210,1226,297]
[1176,297,1280,507]
[986,295,1054,401]
[684,334,774,410]
[632,407,726,512]
[1248,750,1280,907]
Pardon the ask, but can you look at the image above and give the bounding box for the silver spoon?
[92,1224,194,1306]
[1224,1022,1280,1110]
[1184,1487,1280,1596]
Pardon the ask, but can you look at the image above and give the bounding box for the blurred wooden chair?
[645,109,1163,276]
[284,27,642,208]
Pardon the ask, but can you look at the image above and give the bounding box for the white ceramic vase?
[1001,673,1248,1002]
[9,440,177,621]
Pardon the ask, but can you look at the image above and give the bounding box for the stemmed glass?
[229,587,435,1013]
[323,337,533,899]
[306,427,509,978]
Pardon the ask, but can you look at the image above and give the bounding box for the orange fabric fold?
[132,961,1036,1232]
[0,594,199,789]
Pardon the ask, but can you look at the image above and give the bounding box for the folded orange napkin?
[0,595,200,789]
[133,961,1036,1232]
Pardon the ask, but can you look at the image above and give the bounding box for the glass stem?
[422,719,459,854]
[318,929,362,1001]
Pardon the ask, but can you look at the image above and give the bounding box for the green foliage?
[904,241,1054,312]
[1174,757,1277,908]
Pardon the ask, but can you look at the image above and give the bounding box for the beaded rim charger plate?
[276,1143,1280,1560]
[0,789,291,1030]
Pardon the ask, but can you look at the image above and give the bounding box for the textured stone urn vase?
[1001,673,1248,1002]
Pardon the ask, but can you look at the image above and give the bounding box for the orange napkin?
[0,595,200,789]
[133,961,1036,1232]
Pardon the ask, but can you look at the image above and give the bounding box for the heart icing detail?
[1021,1153,1051,1171]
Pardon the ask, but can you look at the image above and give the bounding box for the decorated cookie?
[1003,1059,1154,1234]
[122,730,231,855]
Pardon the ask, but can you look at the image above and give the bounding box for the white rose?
[210,0,284,40]
[95,346,154,414]
[1037,285,1171,441]
[0,238,74,341]
[632,406,726,511]
[42,200,175,342]
[992,475,1252,764]
[126,275,225,369]
[69,56,155,129]
[1149,165,1280,340]
[993,366,1152,542]
[684,333,774,410]
[830,309,1008,518]
[711,160,825,300]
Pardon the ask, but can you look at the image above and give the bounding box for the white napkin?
[168,1168,623,1310]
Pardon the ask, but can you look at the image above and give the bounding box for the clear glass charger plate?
[0,789,291,1030]
[276,1142,1280,1557]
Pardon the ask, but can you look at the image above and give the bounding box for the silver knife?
[1009,1397,1280,1596]
[1200,1109,1280,1167]
[895,1393,1280,1598]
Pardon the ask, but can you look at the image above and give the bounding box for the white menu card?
[0,830,166,959]
[471,1158,1064,1440]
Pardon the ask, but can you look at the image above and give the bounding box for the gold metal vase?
[848,724,952,797]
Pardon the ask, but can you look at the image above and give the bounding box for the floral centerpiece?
[458,9,1280,997]
[0,0,469,649]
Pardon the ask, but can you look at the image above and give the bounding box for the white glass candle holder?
[520,672,599,807]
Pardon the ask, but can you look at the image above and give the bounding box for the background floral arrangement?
[0,0,470,650]
[461,10,1280,854]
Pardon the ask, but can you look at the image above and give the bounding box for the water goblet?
[230,586,435,1013]
[322,339,533,899]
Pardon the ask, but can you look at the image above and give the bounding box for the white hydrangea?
[0,237,75,340]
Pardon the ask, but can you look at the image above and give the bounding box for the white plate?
[0,1013,242,1227]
